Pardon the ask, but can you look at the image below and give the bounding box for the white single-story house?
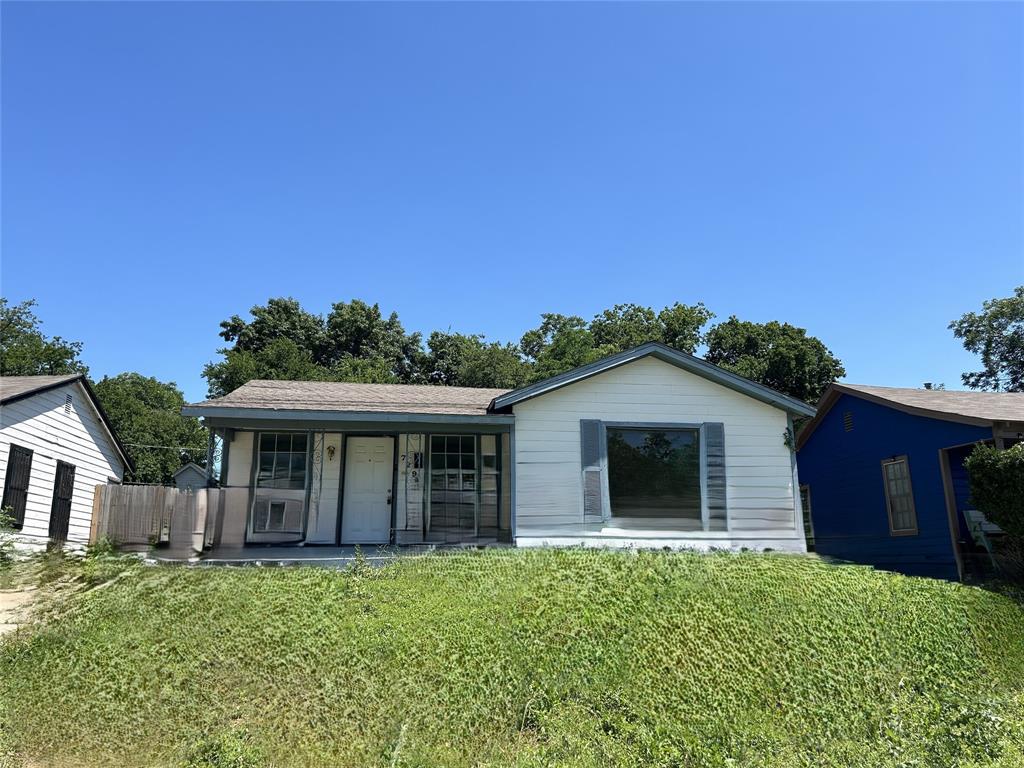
[0,375,131,546]
[182,343,816,551]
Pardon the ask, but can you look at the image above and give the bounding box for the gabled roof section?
[0,374,82,404]
[487,342,817,417]
[0,374,134,471]
[173,461,207,479]
[184,379,510,419]
[796,383,1024,450]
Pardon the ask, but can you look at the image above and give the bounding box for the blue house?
[797,384,1024,580]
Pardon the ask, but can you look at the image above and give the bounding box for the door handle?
[386,489,393,505]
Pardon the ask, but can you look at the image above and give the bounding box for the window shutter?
[703,423,727,527]
[2,444,33,529]
[580,420,606,524]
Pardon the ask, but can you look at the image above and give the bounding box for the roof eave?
[0,374,84,406]
[795,384,998,451]
[182,405,515,425]
[2,376,135,473]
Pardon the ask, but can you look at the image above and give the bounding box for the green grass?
[2,549,1024,767]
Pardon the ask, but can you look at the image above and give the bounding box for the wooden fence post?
[89,485,104,544]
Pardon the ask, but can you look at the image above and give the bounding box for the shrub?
[0,507,16,571]
[184,728,265,768]
[965,444,1024,536]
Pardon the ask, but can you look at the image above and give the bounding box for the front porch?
[203,420,514,550]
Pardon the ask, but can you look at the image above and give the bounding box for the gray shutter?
[580,420,606,524]
[703,422,727,527]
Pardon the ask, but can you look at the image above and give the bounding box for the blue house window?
[881,456,917,535]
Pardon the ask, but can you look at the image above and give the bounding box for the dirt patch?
[0,587,36,637]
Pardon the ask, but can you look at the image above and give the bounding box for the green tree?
[658,302,715,353]
[0,298,89,376]
[204,298,423,396]
[93,373,208,484]
[204,338,327,398]
[460,341,530,389]
[425,331,529,388]
[521,314,611,382]
[323,300,424,382]
[590,304,662,351]
[949,286,1024,392]
[219,297,325,356]
[704,318,845,403]
[520,302,715,383]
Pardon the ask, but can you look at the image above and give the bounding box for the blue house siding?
[797,394,990,580]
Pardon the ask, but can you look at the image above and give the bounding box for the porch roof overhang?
[183,405,514,433]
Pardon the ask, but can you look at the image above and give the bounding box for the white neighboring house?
[0,375,130,547]
[184,343,816,553]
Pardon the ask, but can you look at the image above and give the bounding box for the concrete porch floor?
[147,541,510,567]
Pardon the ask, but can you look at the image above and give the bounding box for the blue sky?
[2,1,1021,403]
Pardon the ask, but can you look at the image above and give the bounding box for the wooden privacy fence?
[91,484,219,558]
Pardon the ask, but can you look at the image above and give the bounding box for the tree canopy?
[704,318,846,404]
[93,373,208,485]
[0,298,88,376]
[949,286,1024,392]
[204,297,839,403]
[204,298,424,397]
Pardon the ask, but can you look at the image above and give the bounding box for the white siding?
[512,356,806,552]
[0,381,125,545]
[306,433,343,544]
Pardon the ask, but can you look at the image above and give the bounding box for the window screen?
[882,457,917,534]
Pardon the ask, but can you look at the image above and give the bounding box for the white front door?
[341,437,394,544]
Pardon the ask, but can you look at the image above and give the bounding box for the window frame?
[799,484,814,551]
[880,455,918,536]
[255,432,310,491]
[427,434,480,538]
[601,421,706,526]
[248,431,311,540]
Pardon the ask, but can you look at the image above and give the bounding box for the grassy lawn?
[1,549,1024,767]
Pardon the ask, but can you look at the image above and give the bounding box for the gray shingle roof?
[188,379,511,416]
[837,384,1024,423]
[0,374,83,404]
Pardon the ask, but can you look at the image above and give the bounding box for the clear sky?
[2,1,1022,403]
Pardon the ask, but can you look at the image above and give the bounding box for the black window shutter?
[703,423,727,526]
[580,420,606,523]
[2,444,34,529]
[48,461,76,543]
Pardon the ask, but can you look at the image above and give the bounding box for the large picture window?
[606,428,701,520]
[881,456,917,535]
